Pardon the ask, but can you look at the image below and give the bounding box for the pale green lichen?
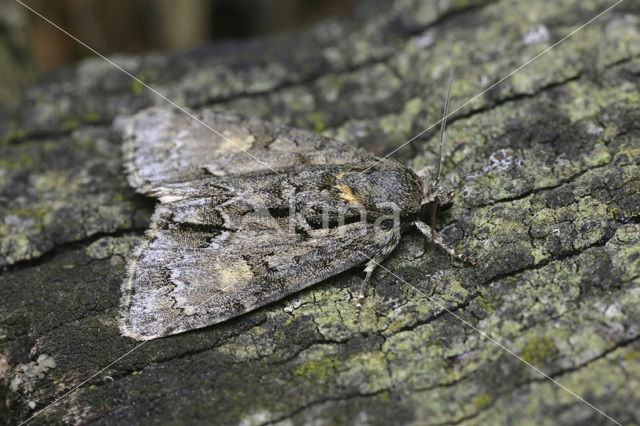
[302,111,327,132]
[606,224,640,281]
[337,351,392,393]
[1,124,27,144]
[60,117,81,131]
[83,111,102,123]
[477,288,501,314]
[216,324,278,362]
[294,357,342,382]
[0,153,35,170]
[293,345,343,383]
[130,69,157,95]
[519,337,559,366]
[473,392,494,409]
[85,236,141,261]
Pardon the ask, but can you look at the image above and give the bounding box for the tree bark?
[2,0,640,424]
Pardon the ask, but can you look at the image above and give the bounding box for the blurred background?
[0,0,356,113]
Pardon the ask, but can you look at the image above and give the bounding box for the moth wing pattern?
[120,201,394,340]
[120,107,397,340]
[121,107,376,195]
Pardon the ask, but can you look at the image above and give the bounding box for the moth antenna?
[430,63,455,251]
[435,63,454,186]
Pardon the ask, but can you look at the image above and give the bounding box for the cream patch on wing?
[167,257,254,315]
[214,129,256,154]
[214,260,254,293]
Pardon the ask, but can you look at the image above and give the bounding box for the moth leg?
[414,220,476,266]
[354,229,401,323]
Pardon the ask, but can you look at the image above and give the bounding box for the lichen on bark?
[1,0,640,424]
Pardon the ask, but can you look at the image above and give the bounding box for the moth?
[119,69,473,340]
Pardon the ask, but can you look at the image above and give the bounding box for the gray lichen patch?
[9,354,56,394]
[606,224,640,282]
[85,235,143,262]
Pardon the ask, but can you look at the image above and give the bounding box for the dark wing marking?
[121,107,375,195]
[119,191,393,340]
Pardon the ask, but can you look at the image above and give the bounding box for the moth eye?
[378,218,395,230]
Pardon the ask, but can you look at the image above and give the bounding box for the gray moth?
[119,86,472,341]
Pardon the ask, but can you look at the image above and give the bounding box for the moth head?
[421,180,454,214]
